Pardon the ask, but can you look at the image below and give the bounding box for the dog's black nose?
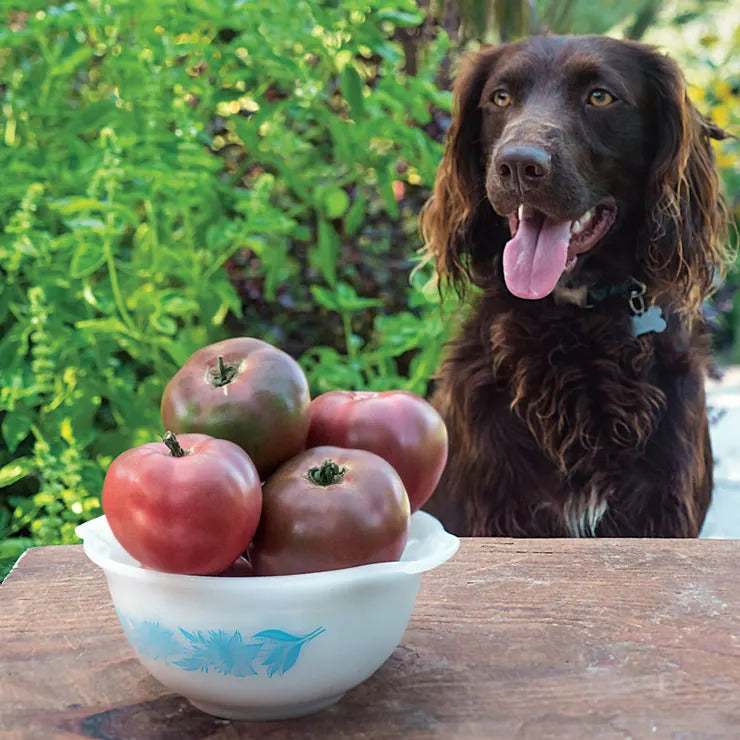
[495,145,551,190]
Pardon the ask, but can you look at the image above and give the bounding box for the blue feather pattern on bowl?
[116,610,325,678]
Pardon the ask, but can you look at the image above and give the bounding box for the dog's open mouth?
[504,200,617,300]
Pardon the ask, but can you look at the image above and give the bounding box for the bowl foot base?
[189,693,346,721]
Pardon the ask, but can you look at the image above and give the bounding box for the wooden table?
[2,540,740,739]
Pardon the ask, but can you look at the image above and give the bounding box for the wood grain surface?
[2,540,740,739]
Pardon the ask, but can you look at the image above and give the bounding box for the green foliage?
[0,0,456,579]
[303,270,461,394]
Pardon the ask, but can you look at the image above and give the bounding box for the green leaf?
[149,314,177,335]
[63,217,106,232]
[341,65,365,121]
[70,240,107,278]
[1,537,34,570]
[52,46,93,76]
[2,412,33,455]
[344,193,366,236]
[315,219,339,286]
[369,41,402,64]
[673,11,701,25]
[75,319,142,341]
[0,538,33,556]
[328,116,356,166]
[53,197,108,214]
[376,9,424,27]
[409,268,443,306]
[323,188,350,219]
[310,285,339,311]
[0,457,34,488]
[335,282,383,312]
[159,294,200,317]
[0,538,35,581]
[159,339,198,367]
[0,328,24,369]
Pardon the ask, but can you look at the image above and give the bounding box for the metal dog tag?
[631,305,666,337]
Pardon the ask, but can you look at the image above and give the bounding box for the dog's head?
[421,35,729,315]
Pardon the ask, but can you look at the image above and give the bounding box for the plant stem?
[342,312,356,361]
[163,431,188,457]
[104,179,135,331]
[209,355,238,387]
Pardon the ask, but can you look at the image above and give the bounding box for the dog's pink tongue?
[503,213,571,299]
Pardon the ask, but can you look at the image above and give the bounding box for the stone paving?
[701,366,740,538]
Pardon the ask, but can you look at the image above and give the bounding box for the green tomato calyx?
[307,459,348,486]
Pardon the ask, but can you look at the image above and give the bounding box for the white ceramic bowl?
[76,511,459,721]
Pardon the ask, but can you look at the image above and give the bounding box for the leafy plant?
[0,0,455,579]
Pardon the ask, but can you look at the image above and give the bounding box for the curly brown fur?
[421,35,730,538]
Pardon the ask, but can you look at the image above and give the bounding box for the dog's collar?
[554,278,643,308]
[553,278,667,337]
[586,279,646,309]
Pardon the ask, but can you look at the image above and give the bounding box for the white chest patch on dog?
[563,488,609,537]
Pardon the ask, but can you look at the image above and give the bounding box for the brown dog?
[421,35,730,537]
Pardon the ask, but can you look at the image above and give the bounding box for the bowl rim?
[75,511,460,588]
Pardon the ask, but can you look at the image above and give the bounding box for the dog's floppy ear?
[641,49,731,317]
[420,46,506,295]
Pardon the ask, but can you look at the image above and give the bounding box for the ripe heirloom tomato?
[306,391,448,512]
[249,446,410,576]
[161,337,311,479]
[102,432,262,575]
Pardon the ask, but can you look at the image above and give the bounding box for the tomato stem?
[208,354,239,388]
[163,431,189,457]
[307,459,347,486]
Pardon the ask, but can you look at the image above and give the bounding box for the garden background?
[0,0,737,579]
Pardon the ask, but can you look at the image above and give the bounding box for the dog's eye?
[491,89,512,108]
[588,89,615,107]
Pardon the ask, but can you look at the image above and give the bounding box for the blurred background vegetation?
[0,0,737,578]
